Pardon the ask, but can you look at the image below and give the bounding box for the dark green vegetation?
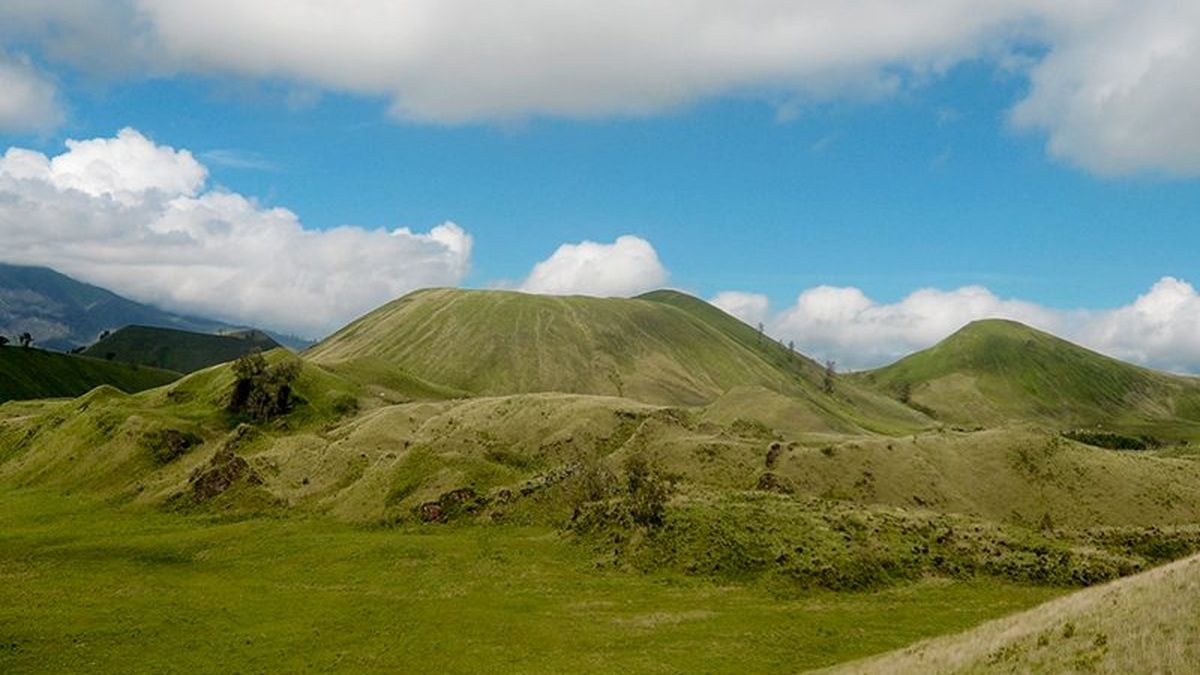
[83,325,281,373]
[4,288,1200,672]
[861,319,1200,440]
[0,345,179,403]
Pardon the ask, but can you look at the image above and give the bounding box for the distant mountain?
[82,325,281,373]
[861,318,1200,435]
[0,263,312,351]
[0,346,180,403]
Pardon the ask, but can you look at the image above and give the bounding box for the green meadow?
[0,487,1060,674]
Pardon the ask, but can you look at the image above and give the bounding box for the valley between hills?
[3,285,1200,673]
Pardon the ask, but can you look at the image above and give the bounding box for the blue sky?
[1,2,1198,369]
[26,63,1194,309]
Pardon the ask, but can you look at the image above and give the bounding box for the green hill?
[307,288,811,405]
[860,319,1200,438]
[305,288,929,436]
[82,325,281,373]
[0,346,179,403]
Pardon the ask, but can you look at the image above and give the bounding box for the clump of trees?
[1062,429,1163,451]
[227,351,301,422]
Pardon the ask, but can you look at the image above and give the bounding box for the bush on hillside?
[227,351,301,423]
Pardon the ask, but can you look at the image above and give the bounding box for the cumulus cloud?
[1013,1,1200,175]
[0,52,61,132]
[519,235,667,297]
[746,278,1200,373]
[710,291,770,328]
[0,129,472,338]
[2,1,1198,173]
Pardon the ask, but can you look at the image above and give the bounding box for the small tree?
[756,322,764,343]
[822,359,836,395]
[18,332,33,348]
[228,351,301,422]
[0,335,8,347]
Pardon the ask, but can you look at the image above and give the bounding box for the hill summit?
[862,318,1200,434]
[306,288,808,405]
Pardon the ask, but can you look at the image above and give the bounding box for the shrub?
[227,351,301,423]
[625,454,672,528]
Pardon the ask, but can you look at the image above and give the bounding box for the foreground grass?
[828,553,1200,674]
[0,488,1060,674]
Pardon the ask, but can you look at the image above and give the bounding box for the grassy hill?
[829,552,1200,674]
[860,319,1200,439]
[306,288,929,434]
[82,325,281,373]
[305,287,802,405]
[0,346,179,403]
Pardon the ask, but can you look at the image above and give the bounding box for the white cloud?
[710,291,769,328]
[761,278,1200,373]
[0,129,472,338]
[0,52,61,133]
[2,3,1198,172]
[1012,1,1200,175]
[519,235,667,297]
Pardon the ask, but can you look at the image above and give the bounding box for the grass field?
[0,487,1063,674]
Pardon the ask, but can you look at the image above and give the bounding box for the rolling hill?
[0,346,180,403]
[305,287,798,405]
[860,319,1200,438]
[305,287,929,433]
[82,325,281,373]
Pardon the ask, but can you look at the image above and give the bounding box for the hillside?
[307,288,807,405]
[829,552,1200,674]
[83,325,281,373]
[0,346,179,403]
[860,319,1200,437]
[305,288,929,436]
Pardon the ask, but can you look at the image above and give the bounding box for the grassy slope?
[828,552,1200,674]
[306,288,929,437]
[82,324,280,373]
[306,287,815,406]
[638,290,931,435]
[859,319,1200,437]
[0,347,179,403]
[766,426,1200,528]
